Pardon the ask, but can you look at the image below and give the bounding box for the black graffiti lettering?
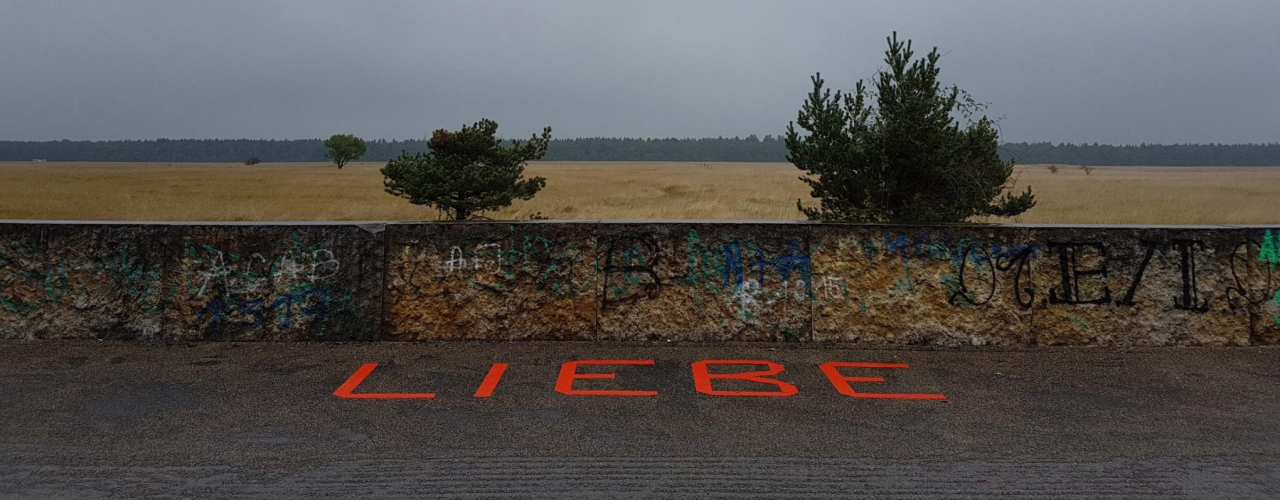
[1048,242,1111,305]
[994,247,1036,309]
[1225,239,1276,344]
[600,236,662,306]
[1171,239,1210,311]
[1116,242,1158,306]
[1225,240,1273,310]
[949,243,995,306]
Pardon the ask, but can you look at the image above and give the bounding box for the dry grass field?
[0,161,1277,224]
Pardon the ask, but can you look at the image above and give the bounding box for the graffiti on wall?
[814,230,1278,313]
[0,234,169,319]
[1,223,1278,343]
[598,229,811,322]
[380,225,599,340]
[182,233,354,332]
[806,228,1280,344]
[0,227,366,339]
[396,231,592,298]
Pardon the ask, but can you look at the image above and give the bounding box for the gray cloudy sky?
[1,0,1277,143]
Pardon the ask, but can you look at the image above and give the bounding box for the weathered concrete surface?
[812,224,1035,345]
[165,225,384,341]
[383,223,595,340]
[1019,226,1269,346]
[0,222,384,341]
[811,225,1279,346]
[0,224,173,340]
[596,223,812,341]
[1,221,1278,344]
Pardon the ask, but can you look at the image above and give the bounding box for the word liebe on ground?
[334,359,946,400]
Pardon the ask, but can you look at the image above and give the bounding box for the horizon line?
[3,137,1279,147]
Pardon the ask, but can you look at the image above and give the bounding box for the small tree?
[323,134,366,169]
[787,33,1034,222]
[381,119,550,220]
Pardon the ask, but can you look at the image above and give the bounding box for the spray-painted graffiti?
[0,235,169,320]
[599,230,811,312]
[1268,230,1280,326]
[399,232,590,297]
[3,223,1279,344]
[1224,233,1279,338]
[382,225,598,341]
[442,243,502,273]
[596,229,812,340]
[591,227,1280,337]
[947,243,1038,308]
[186,243,339,297]
[598,234,662,303]
[195,285,343,329]
[811,228,1280,345]
[181,234,353,332]
[1260,230,1280,327]
[944,238,1223,312]
[0,227,356,339]
[814,275,847,301]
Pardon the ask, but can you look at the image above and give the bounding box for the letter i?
[474,363,509,398]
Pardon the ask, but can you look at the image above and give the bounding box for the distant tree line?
[1,137,1278,166]
[998,142,1280,166]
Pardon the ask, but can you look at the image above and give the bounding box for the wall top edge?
[0,220,397,226]
[0,219,1274,229]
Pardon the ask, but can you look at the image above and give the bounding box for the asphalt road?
[1,341,1278,499]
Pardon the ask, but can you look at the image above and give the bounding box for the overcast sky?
[1,0,1277,143]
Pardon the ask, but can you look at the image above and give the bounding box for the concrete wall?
[1,221,1277,345]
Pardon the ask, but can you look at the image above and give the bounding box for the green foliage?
[322,134,367,169]
[787,33,1035,222]
[381,119,550,221]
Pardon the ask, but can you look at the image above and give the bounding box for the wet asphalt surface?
[1,341,1278,499]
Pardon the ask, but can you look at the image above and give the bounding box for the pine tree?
[381,119,549,220]
[787,33,1035,222]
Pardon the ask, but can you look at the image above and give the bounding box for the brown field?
[0,161,1277,224]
